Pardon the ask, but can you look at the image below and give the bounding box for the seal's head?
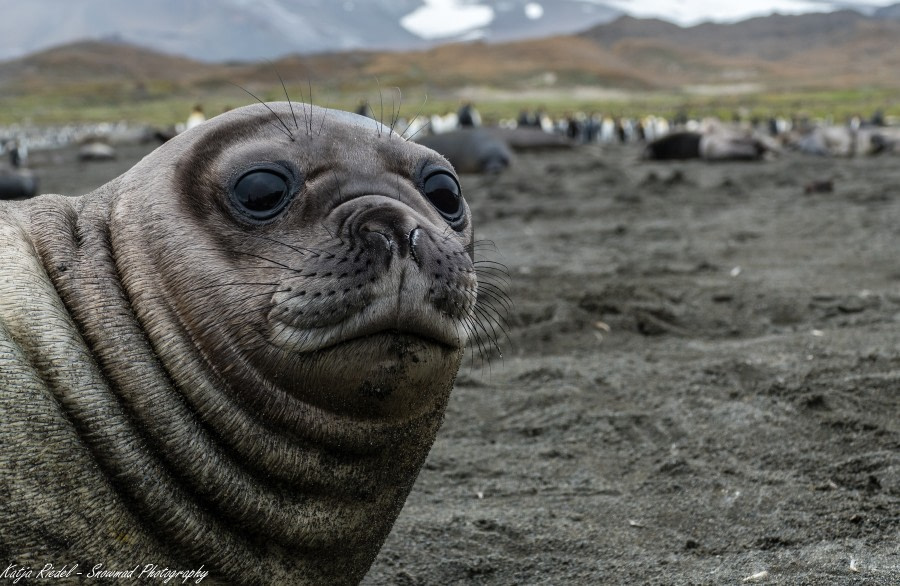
[107,102,476,581]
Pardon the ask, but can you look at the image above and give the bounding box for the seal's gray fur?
[0,102,477,584]
[416,128,513,174]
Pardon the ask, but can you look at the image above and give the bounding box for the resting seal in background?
[644,131,767,161]
[484,126,576,152]
[0,102,479,584]
[415,127,513,174]
[0,166,38,199]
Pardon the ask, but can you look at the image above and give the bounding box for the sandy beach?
[33,137,900,585]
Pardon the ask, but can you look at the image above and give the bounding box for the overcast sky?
[401,0,898,38]
[602,0,895,26]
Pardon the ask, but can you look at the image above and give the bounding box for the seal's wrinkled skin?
[0,103,476,584]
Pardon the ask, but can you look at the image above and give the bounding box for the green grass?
[2,83,898,128]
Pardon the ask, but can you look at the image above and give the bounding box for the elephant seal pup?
[0,165,38,199]
[644,131,767,161]
[415,127,513,174]
[485,127,576,152]
[700,133,767,161]
[0,102,477,584]
[642,131,702,160]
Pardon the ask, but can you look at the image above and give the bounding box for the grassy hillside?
[3,13,900,128]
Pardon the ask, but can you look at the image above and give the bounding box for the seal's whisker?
[434,223,456,242]
[475,295,513,328]
[464,313,500,374]
[473,277,513,311]
[405,122,428,143]
[459,313,489,370]
[476,282,513,313]
[473,256,510,274]
[474,276,511,294]
[471,239,501,252]
[241,233,314,257]
[268,290,313,313]
[474,267,512,286]
[389,87,402,139]
[266,318,309,363]
[276,71,300,132]
[476,311,511,354]
[474,262,511,275]
[231,251,298,271]
[190,247,304,272]
[402,95,429,141]
[375,76,384,138]
[317,107,329,137]
[181,282,284,295]
[465,322,488,371]
[295,80,310,136]
[473,250,509,266]
[264,60,300,134]
[473,258,511,272]
[230,83,295,142]
[464,277,511,348]
[471,293,510,347]
[307,78,315,136]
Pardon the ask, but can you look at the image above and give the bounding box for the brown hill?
[2,10,900,115]
[580,12,900,89]
[0,40,210,90]
[582,11,871,59]
[0,35,655,97]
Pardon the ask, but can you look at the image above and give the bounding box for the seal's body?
[0,103,477,584]
[485,127,575,151]
[644,130,767,161]
[0,166,38,199]
[416,128,513,174]
[643,131,702,160]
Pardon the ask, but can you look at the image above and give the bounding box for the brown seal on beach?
[0,102,478,584]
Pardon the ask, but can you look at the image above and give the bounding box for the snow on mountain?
[400,0,495,39]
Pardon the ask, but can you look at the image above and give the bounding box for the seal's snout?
[356,205,417,261]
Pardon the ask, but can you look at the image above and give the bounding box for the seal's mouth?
[317,312,465,351]
[320,328,458,353]
[270,293,468,354]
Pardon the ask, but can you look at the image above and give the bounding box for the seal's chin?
[270,327,464,421]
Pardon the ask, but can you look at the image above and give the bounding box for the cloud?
[400,0,495,39]
[602,0,896,26]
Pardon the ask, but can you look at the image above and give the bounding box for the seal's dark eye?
[423,171,464,228]
[231,169,291,220]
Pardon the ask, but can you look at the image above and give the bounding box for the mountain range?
[0,0,622,63]
[4,1,900,63]
[3,7,900,122]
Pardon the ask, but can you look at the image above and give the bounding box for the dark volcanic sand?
[34,140,899,585]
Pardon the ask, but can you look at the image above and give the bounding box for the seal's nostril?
[362,227,392,252]
[409,228,422,266]
[353,208,415,260]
